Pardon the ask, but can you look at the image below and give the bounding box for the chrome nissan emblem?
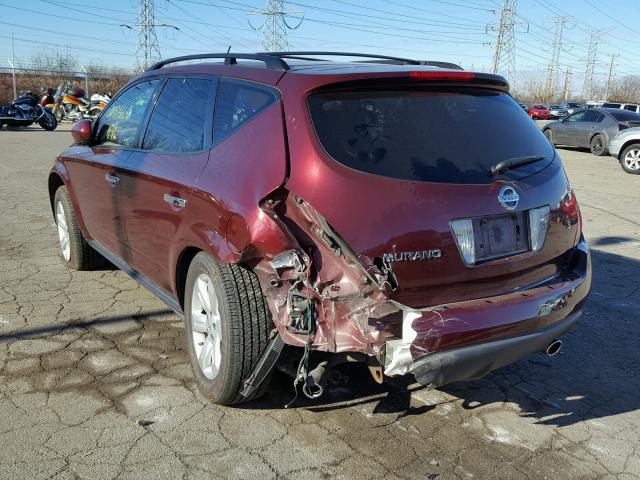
[498,185,519,210]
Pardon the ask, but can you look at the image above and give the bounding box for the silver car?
[549,105,568,119]
[609,127,640,174]
[542,108,640,156]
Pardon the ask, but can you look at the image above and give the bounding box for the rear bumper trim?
[411,310,580,388]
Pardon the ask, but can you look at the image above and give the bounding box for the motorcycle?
[0,91,58,131]
[53,83,109,122]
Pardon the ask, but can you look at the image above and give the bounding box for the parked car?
[529,103,551,120]
[518,102,529,112]
[560,101,582,115]
[609,127,640,174]
[48,51,591,405]
[620,103,640,114]
[548,105,568,119]
[542,108,640,155]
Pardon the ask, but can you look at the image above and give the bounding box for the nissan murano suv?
[48,52,591,405]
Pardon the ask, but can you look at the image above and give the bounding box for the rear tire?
[620,143,640,174]
[543,129,555,145]
[590,134,607,156]
[53,186,104,270]
[184,253,272,405]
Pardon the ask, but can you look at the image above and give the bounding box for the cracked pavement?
[0,126,639,480]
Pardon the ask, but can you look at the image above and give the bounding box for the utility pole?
[248,0,303,52]
[604,53,619,101]
[582,30,602,101]
[544,16,570,101]
[562,67,572,100]
[10,32,16,100]
[123,0,178,71]
[489,0,518,88]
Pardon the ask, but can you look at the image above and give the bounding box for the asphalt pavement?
[0,125,639,480]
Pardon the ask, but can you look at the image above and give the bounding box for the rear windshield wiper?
[489,155,546,176]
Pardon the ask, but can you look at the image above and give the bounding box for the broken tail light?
[528,206,551,252]
[450,219,475,266]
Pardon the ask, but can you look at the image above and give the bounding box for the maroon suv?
[48,52,591,405]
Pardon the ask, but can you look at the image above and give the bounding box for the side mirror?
[71,119,92,145]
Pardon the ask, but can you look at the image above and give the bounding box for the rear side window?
[214,78,278,143]
[95,79,160,147]
[143,78,215,153]
[610,109,640,121]
[308,89,554,184]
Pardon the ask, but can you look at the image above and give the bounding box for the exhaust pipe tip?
[545,339,563,357]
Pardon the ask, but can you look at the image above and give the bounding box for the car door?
[64,78,161,262]
[117,76,217,294]
[555,111,585,145]
[575,110,603,147]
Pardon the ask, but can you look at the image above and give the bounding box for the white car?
[609,127,640,174]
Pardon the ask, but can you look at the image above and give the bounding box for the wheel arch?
[48,172,65,214]
[619,139,640,158]
[175,246,202,310]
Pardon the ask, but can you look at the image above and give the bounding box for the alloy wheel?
[55,201,70,262]
[190,273,222,380]
[591,136,604,155]
[624,148,640,171]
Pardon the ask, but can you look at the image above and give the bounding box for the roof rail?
[146,53,289,71]
[146,51,464,73]
[266,51,463,70]
[268,51,422,66]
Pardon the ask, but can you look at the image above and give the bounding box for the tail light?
[450,219,475,266]
[560,188,581,232]
[528,206,551,252]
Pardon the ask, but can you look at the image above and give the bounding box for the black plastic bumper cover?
[411,310,581,388]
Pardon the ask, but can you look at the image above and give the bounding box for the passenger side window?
[583,110,603,122]
[213,78,278,143]
[565,112,585,123]
[143,78,216,153]
[94,79,160,148]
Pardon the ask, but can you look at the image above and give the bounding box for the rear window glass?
[610,109,640,121]
[308,89,554,184]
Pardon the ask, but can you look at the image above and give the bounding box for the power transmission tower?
[562,67,572,100]
[248,0,303,52]
[604,53,619,101]
[582,30,602,100]
[490,0,517,83]
[544,16,570,100]
[123,0,178,71]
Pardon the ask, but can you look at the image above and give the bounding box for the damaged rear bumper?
[384,236,591,386]
[411,310,579,388]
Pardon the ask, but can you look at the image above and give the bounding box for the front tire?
[38,112,57,131]
[53,186,104,270]
[620,143,640,174]
[184,253,272,405]
[590,134,607,156]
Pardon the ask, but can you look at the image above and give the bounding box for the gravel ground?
[0,125,638,480]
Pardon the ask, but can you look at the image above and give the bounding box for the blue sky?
[0,0,638,85]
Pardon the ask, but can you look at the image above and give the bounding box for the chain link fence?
[0,67,132,104]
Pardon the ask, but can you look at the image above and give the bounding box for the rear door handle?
[105,173,119,185]
[164,194,187,208]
